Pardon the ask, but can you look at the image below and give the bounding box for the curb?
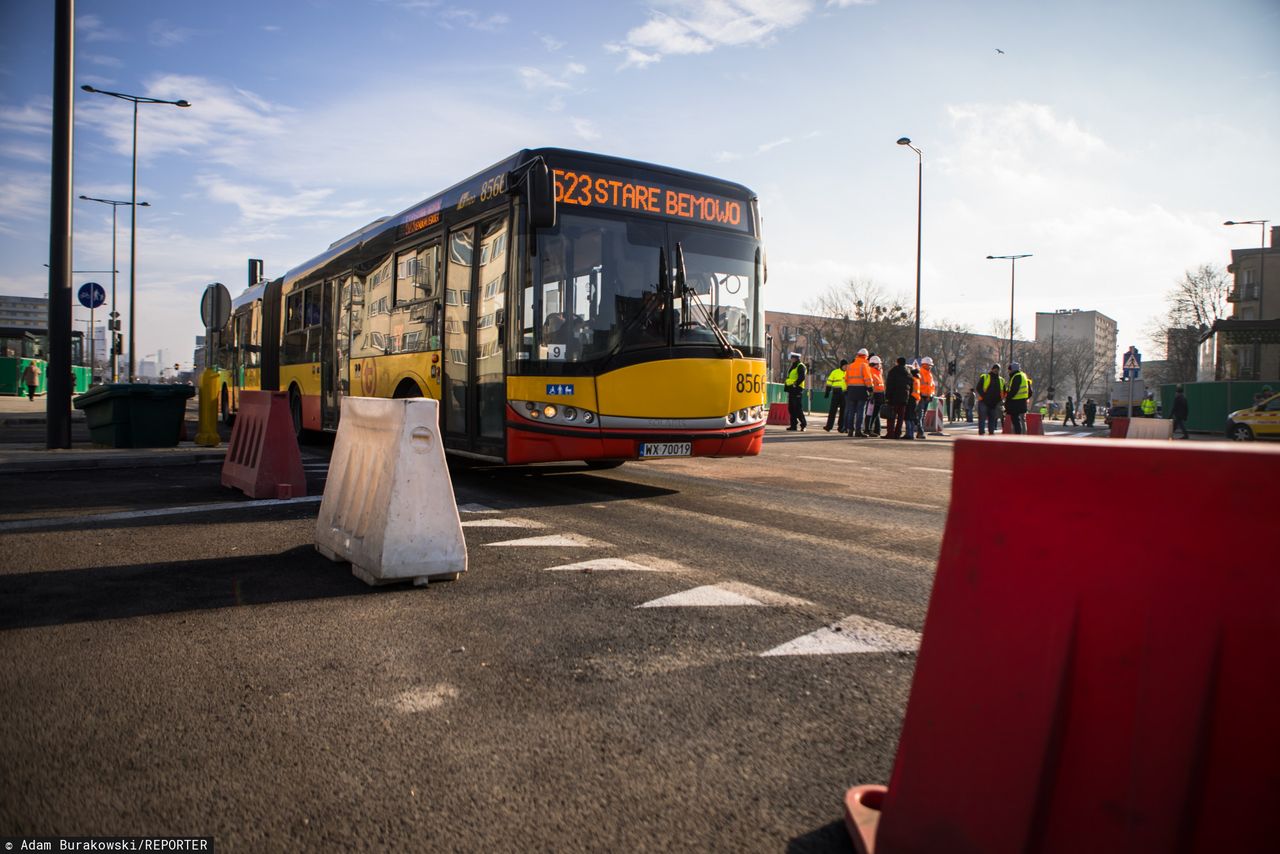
[0,449,226,474]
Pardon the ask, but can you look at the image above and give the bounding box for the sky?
[1,0,1277,370]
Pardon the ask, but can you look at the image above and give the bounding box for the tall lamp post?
[78,195,148,382]
[897,137,923,360]
[80,85,189,382]
[1223,219,1269,319]
[987,254,1033,365]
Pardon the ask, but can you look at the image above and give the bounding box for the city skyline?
[1,0,1277,367]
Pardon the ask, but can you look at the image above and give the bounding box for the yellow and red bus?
[221,148,766,466]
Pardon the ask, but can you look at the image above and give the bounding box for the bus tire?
[393,379,423,398]
[220,385,234,427]
[289,386,303,439]
[585,459,625,470]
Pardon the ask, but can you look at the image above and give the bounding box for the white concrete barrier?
[316,397,467,586]
[1124,418,1173,440]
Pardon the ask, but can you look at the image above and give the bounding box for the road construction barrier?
[220,390,305,499]
[315,396,466,587]
[766,403,791,425]
[1123,417,1173,440]
[1001,411,1043,434]
[844,437,1280,854]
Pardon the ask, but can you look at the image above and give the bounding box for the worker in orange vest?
[905,365,922,439]
[842,348,875,437]
[866,354,886,436]
[915,356,937,440]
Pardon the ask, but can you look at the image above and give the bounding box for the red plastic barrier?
[766,403,791,425]
[1110,416,1130,438]
[220,390,306,499]
[844,438,1280,854]
[1002,411,1043,434]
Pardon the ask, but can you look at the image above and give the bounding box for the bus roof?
[231,281,268,312]
[281,148,758,287]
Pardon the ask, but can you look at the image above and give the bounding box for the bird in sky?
[995,48,1005,54]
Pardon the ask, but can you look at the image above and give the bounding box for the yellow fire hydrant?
[195,368,222,447]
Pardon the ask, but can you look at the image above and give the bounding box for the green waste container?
[74,383,195,448]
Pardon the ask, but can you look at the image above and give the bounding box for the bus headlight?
[543,404,558,419]
[510,400,599,427]
[563,407,577,421]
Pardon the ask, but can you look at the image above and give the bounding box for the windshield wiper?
[600,247,670,366]
[675,242,741,358]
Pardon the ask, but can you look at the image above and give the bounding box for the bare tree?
[805,278,914,370]
[1146,264,1232,383]
[1055,337,1107,406]
[921,320,976,395]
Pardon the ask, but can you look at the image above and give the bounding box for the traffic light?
[947,360,957,376]
[112,333,123,355]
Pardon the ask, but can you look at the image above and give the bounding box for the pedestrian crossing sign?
[1123,354,1140,371]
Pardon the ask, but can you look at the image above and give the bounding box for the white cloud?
[0,169,49,236]
[517,63,586,91]
[195,174,377,227]
[714,135,801,162]
[607,0,815,68]
[149,20,196,48]
[0,99,51,137]
[942,101,1107,188]
[827,0,877,7]
[571,117,601,141]
[76,14,125,44]
[438,8,510,31]
[540,34,565,52]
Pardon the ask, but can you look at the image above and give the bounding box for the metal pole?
[914,154,922,361]
[1008,259,1016,365]
[46,0,74,449]
[110,204,118,381]
[89,301,95,382]
[128,99,139,382]
[1260,221,1267,321]
[1048,312,1056,399]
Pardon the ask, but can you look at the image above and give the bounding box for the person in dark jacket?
[1064,395,1077,426]
[884,357,912,439]
[976,364,1003,436]
[1083,398,1097,427]
[1171,386,1190,439]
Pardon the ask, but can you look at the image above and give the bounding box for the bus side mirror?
[527,161,557,230]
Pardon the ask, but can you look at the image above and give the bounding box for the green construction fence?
[1159,381,1274,434]
[1,357,92,395]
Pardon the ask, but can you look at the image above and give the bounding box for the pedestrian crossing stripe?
[544,558,676,572]
[760,614,921,657]
[637,582,810,609]
[485,533,606,547]
[461,518,544,528]
[458,503,499,514]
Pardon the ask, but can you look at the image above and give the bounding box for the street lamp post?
[78,195,148,382]
[987,254,1033,365]
[80,85,189,382]
[897,138,923,361]
[1223,219,1269,319]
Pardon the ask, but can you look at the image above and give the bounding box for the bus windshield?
[522,212,762,366]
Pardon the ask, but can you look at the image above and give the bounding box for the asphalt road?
[0,423,1029,851]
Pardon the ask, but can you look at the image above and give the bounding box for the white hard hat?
[856,348,868,356]
[788,351,801,358]
[921,356,934,366]
[869,355,882,365]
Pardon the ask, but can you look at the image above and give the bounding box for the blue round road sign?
[78,281,106,309]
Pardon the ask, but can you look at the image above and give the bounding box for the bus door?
[443,213,510,456]
[320,278,340,430]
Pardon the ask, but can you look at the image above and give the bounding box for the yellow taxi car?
[1226,391,1280,441]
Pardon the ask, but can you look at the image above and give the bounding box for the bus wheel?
[393,379,423,398]
[585,459,625,470]
[289,388,303,439]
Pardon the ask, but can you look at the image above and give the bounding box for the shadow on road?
[0,544,379,630]
[787,819,854,853]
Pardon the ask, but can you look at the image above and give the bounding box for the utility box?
[74,383,195,447]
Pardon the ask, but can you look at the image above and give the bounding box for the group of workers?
[783,352,1040,437]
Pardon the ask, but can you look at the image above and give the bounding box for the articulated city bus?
[220,148,767,465]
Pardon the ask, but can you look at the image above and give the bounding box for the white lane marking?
[545,557,675,572]
[909,466,951,474]
[457,503,499,514]
[485,533,606,548]
[460,517,544,528]
[1044,430,1071,436]
[390,684,459,713]
[638,582,810,609]
[797,455,859,463]
[0,495,324,532]
[761,614,921,657]
[846,494,943,510]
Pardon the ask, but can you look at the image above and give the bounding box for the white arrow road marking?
[457,503,499,514]
[390,683,459,713]
[909,466,951,474]
[638,582,810,609]
[461,517,544,528]
[545,557,675,572]
[760,614,921,657]
[485,533,606,548]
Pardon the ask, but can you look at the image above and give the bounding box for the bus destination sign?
[552,168,749,232]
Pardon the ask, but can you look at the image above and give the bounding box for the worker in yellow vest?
[1006,362,1032,434]
[1140,394,1157,418]
[823,360,847,432]
[784,352,807,431]
[843,348,875,436]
